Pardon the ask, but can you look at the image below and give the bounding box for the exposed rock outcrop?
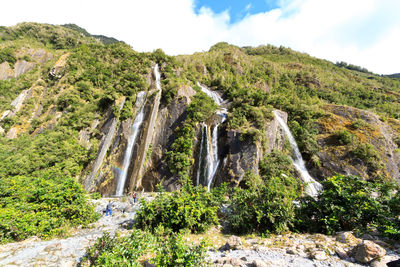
[312,104,400,181]
[140,85,195,191]
[49,53,69,78]
[84,98,126,191]
[0,48,52,80]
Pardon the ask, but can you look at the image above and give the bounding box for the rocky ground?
[0,197,399,267]
[0,197,141,267]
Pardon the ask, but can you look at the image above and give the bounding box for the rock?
[229,257,244,266]
[286,248,296,254]
[335,247,349,259]
[220,235,243,251]
[50,53,69,78]
[245,238,259,245]
[360,233,375,240]
[13,60,36,77]
[6,127,18,139]
[0,62,14,80]
[222,264,233,267]
[310,250,328,261]
[143,260,156,267]
[336,231,361,245]
[30,48,53,64]
[371,256,399,267]
[387,259,400,267]
[252,259,267,267]
[351,240,386,264]
[60,260,75,267]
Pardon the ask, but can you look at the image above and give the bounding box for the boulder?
[220,235,243,251]
[252,259,268,267]
[336,231,361,246]
[371,256,399,267]
[310,250,328,261]
[351,240,386,264]
[386,258,400,267]
[216,257,244,267]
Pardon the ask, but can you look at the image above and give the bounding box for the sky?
[1,0,399,74]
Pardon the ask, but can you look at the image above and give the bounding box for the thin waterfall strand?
[273,110,322,197]
[196,123,206,186]
[115,91,147,196]
[207,124,220,190]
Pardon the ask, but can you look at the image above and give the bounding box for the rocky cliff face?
[2,23,400,197]
[311,104,400,181]
[0,48,52,80]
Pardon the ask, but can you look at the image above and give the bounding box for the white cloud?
[1,0,399,74]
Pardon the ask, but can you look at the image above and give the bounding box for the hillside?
[0,23,399,265]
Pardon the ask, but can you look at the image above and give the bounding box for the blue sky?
[194,0,280,23]
[1,0,400,74]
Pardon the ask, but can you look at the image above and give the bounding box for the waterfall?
[273,110,322,197]
[196,83,227,190]
[197,82,223,105]
[196,124,206,186]
[115,91,147,196]
[154,64,161,90]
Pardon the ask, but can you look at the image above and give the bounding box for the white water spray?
[273,110,322,197]
[115,91,146,196]
[196,83,227,190]
[197,82,223,105]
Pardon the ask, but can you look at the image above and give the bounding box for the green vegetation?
[295,175,400,239]
[0,175,97,243]
[82,229,207,266]
[335,129,356,145]
[227,153,299,235]
[1,22,400,249]
[136,186,219,233]
[0,47,16,67]
[0,23,153,243]
[166,91,218,183]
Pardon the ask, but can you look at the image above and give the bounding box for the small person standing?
[133,192,137,203]
[105,200,113,216]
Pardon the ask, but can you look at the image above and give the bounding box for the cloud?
[1,0,399,74]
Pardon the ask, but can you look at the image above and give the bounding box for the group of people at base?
[105,192,137,216]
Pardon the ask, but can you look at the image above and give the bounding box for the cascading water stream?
[196,83,227,190]
[115,91,147,196]
[197,82,223,105]
[154,64,161,91]
[273,110,322,197]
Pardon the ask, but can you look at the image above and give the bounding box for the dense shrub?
[135,186,219,233]
[334,129,355,145]
[294,175,400,237]
[352,143,382,171]
[82,229,207,266]
[0,176,98,243]
[227,174,299,234]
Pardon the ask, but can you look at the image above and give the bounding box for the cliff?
[1,23,400,198]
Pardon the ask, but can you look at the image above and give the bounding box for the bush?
[294,175,399,236]
[335,129,355,145]
[135,186,219,233]
[352,143,382,171]
[0,176,98,243]
[227,174,299,234]
[82,229,207,266]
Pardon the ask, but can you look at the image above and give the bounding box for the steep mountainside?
[1,22,400,199]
